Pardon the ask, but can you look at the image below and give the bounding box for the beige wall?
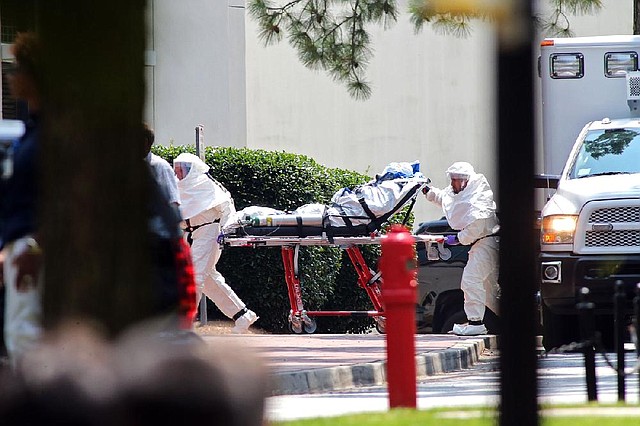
[245,4,497,225]
[149,0,246,148]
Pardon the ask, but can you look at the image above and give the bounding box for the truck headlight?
[541,215,577,244]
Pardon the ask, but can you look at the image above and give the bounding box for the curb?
[269,335,498,396]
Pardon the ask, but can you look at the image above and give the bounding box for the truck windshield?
[568,127,640,179]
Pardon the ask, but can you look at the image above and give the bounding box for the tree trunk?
[38,1,152,336]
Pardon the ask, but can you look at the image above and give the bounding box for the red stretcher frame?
[223,234,445,334]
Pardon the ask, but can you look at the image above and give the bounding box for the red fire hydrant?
[379,224,417,409]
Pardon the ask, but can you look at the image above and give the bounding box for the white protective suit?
[425,162,500,322]
[174,153,255,327]
[3,236,43,366]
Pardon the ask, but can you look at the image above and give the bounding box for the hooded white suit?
[425,162,500,322]
[174,153,251,323]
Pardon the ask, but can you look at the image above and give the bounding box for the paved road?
[199,330,640,421]
[200,332,498,395]
[266,351,640,422]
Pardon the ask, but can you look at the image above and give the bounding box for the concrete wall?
[245,2,497,224]
[149,0,246,148]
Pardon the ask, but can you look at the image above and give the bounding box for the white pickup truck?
[537,35,640,350]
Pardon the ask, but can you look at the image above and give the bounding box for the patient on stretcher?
[222,161,429,238]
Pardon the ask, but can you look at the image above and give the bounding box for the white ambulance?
[537,35,640,350]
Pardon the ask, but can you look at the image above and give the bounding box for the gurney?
[220,162,451,333]
[223,234,449,333]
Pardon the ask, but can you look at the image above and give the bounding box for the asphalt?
[199,332,499,396]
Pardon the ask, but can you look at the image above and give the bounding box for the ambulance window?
[550,53,583,79]
[604,52,638,78]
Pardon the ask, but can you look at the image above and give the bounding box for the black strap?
[401,196,417,226]
[358,197,377,221]
[296,215,303,235]
[470,232,500,247]
[184,220,218,234]
[184,218,221,246]
[232,307,248,321]
[336,205,354,228]
[205,173,232,196]
[365,182,422,233]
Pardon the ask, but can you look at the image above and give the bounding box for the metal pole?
[195,124,207,327]
[577,287,597,401]
[196,124,205,161]
[634,283,640,401]
[614,280,626,402]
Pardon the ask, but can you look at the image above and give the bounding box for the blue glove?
[445,235,459,246]
[217,233,225,245]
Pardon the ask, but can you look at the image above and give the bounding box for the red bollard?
[379,224,417,409]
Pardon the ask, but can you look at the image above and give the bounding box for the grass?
[272,405,640,425]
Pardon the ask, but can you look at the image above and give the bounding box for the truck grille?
[585,229,640,247]
[584,206,640,248]
[589,206,640,223]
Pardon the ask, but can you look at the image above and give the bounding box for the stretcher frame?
[223,234,446,333]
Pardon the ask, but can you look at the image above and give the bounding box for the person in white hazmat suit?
[173,153,258,333]
[424,162,500,336]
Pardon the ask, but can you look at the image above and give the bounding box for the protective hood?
[446,161,475,180]
[442,172,496,230]
[174,153,230,219]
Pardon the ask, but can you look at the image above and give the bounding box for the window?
[568,127,640,179]
[604,51,638,78]
[550,53,584,79]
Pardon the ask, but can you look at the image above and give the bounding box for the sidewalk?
[199,332,499,396]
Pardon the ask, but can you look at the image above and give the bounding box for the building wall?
[149,0,246,148]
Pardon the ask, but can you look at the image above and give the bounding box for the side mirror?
[534,174,560,190]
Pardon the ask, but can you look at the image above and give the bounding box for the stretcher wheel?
[302,318,317,334]
[375,317,386,334]
[288,320,304,334]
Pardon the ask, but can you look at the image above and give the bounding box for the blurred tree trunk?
[37,1,152,336]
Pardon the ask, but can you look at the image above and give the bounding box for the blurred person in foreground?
[173,153,257,333]
[115,324,269,426]
[0,32,44,366]
[143,123,180,209]
[423,161,500,336]
[143,124,197,331]
[0,322,269,426]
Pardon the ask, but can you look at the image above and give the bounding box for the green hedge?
[153,145,413,333]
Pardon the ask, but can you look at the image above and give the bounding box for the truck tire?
[432,290,464,333]
[541,302,579,351]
